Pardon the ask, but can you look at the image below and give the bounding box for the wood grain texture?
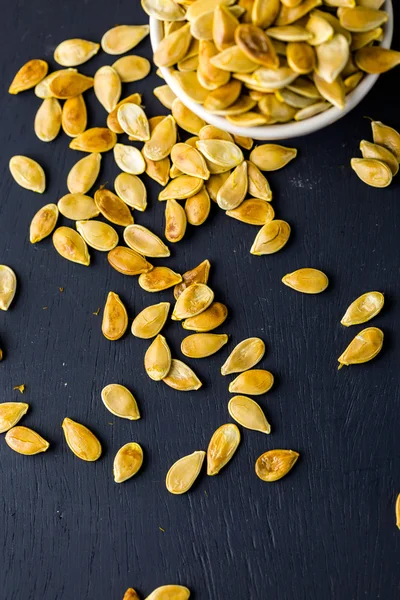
[1,2,400,599]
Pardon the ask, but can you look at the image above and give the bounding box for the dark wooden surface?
[1,2,399,599]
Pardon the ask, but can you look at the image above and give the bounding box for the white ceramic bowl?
[149,2,393,140]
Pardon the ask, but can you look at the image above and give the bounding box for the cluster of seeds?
[143,0,399,127]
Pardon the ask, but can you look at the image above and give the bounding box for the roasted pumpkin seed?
[338,327,384,368]
[198,40,231,90]
[145,588,190,600]
[101,25,150,55]
[171,143,209,180]
[205,172,231,201]
[185,188,211,225]
[315,33,349,83]
[118,103,150,141]
[294,101,331,121]
[0,402,29,434]
[49,71,93,98]
[76,220,118,252]
[62,418,101,461]
[250,145,297,171]
[154,23,192,67]
[166,451,205,494]
[163,359,202,390]
[107,93,142,134]
[143,115,177,161]
[95,188,133,226]
[341,291,384,327]
[108,247,152,276]
[355,47,400,74]
[255,449,299,481]
[54,38,100,66]
[217,161,248,210]
[221,337,265,375]
[9,59,48,94]
[101,384,140,420]
[102,291,128,340]
[154,85,177,109]
[314,72,345,109]
[144,155,171,186]
[0,266,16,311]
[69,128,117,152]
[213,4,239,51]
[114,144,146,175]
[199,126,233,144]
[113,55,151,82]
[58,193,99,221]
[181,333,228,358]
[5,426,49,455]
[115,173,147,211]
[172,98,206,134]
[145,334,172,380]
[267,25,312,42]
[35,68,77,98]
[182,302,228,332]
[306,12,335,45]
[228,395,271,433]
[114,442,143,483]
[30,204,58,243]
[235,24,279,69]
[174,260,211,299]
[141,0,186,21]
[165,199,187,243]
[351,158,392,188]
[131,302,170,339]
[53,227,90,266]
[343,71,364,92]
[250,219,291,255]
[94,65,121,112]
[247,161,273,201]
[226,199,275,225]
[339,7,388,32]
[252,0,280,27]
[371,121,400,161]
[229,369,274,395]
[350,27,383,51]
[359,140,398,175]
[172,283,214,320]
[9,155,45,193]
[139,267,182,292]
[62,94,87,137]
[207,423,240,475]
[282,268,329,294]
[159,176,204,201]
[34,97,62,142]
[196,140,243,169]
[124,224,169,258]
[67,153,101,194]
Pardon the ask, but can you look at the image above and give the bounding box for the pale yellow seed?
[255,449,299,481]
[294,101,331,121]
[144,586,191,600]
[141,0,186,20]
[143,115,177,161]
[172,283,214,320]
[118,103,150,141]
[247,161,273,201]
[34,97,62,142]
[95,188,134,226]
[221,337,265,375]
[185,189,211,226]
[0,266,17,311]
[5,426,49,455]
[172,71,209,104]
[306,13,335,46]
[9,59,48,94]
[124,224,170,258]
[102,292,128,341]
[113,143,146,175]
[315,33,349,83]
[314,72,346,109]
[166,451,206,494]
[371,121,400,161]
[182,302,228,332]
[199,125,234,143]
[144,155,171,187]
[35,68,77,98]
[101,384,140,420]
[139,267,182,293]
[250,145,297,171]
[30,204,58,244]
[154,85,177,109]
[207,423,240,475]
[159,176,204,202]
[360,141,398,176]
[9,155,45,193]
[341,292,384,327]
[114,443,143,483]
[54,38,100,66]
[112,55,151,82]
[338,327,384,368]
[154,23,192,68]
[162,359,202,391]
[226,199,275,226]
[171,143,210,180]
[62,418,101,461]
[228,396,271,433]
[114,173,147,211]
[58,193,99,220]
[145,334,172,380]
[210,45,258,73]
[250,220,291,255]
[206,172,231,201]
[94,66,121,113]
[217,161,248,210]
[76,220,118,252]
[69,128,117,152]
[108,93,142,134]
[196,140,243,170]
[108,247,152,276]
[229,370,274,395]
[0,402,29,434]
[351,158,392,188]
[67,153,101,194]
[53,227,90,266]
[339,6,388,32]
[282,268,329,294]
[131,302,170,339]
[350,27,383,51]
[101,25,150,55]
[181,333,229,358]
[165,199,187,243]
[174,260,211,299]
[172,98,206,134]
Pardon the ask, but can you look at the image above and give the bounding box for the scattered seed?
[9,155,46,193]
[30,204,59,243]
[145,334,172,380]
[207,423,240,475]
[255,449,299,481]
[67,153,101,194]
[282,268,329,294]
[228,395,271,433]
[351,158,392,188]
[114,143,146,175]
[69,128,117,152]
[115,173,147,211]
[371,121,400,161]
[108,247,152,276]
[53,227,90,266]
[101,25,150,55]
[166,451,206,494]
[34,97,62,142]
[182,302,228,332]
[229,370,274,395]
[251,219,291,255]
[114,443,143,483]
[62,94,87,137]
[250,144,297,171]
[341,291,384,327]
[113,55,151,82]
[131,302,170,339]
[95,188,134,226]
[221,337,265,375]
[94,66,122,112]
[107,93,142,133]
[185,188,211,226]
[0,402,29,434]
[181,333,229,358]
[359,140,398,175]
[143,115,177,161]
[338,327,383,368]
[62,418,102,461]
[124,225,169,258]
[226,199,275,226]
[54,38,100,66]
[139,267,182,292]
[117,103,150,141]
[101,384,140,420]
[172,283,214,320]
[5,426,49,455]
[76,220,119,252]
[102,292,128,341]
[9,59,48,94]
[49,71,94,99]
[58,193,99,220]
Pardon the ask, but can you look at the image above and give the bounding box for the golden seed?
[235,24,279,69]
[185,188,211,226]
[196,140,243,169]
[199,125,234,143]
[131,302,170,339]
[267,25,312,42]
[0,266,16,311]
[123,589,140,600]
[166,451,206,494]
[9,59,48,94]
[108,247,152,276]
[58,193,99,221]
[107,93,142,134]
[286,41,316,73]
[49,71,93,99]
[115,173,147,211]
[213,4,239,51]
[206,172,231,201]
[34,68,76,98]
[0,403,29,434]
[282,268,329,294]
[217,161,248,210]
[255,449,299,481]
[341,291,384,327]
[371,121,400,161]
[154,22,192,67]
[145,334,172,380]
[67,153,101,194]
[114,143,146,175]
[30,204,58,244]
[221,337,265,375]
[209,95,257,116]
[76,220,119,252]
[339,6,388,32]
[182,302,228,332]
[124,224,170,258]
[350,27,383,51]
[102,292,128,341]
[351,158,392,188]
[34,97,62,142]
[62,94,87,137]
[54,38,100,66]
[145,586,190,600]
[228,396,271,433]
[275,0,322,27]
[226,199,275,226]
[149,114,167,133]
[94,65,121,113]
[313,72,346,109]
[250,144,297,171]
[171,143,210,180]
[338,327,384,368]
[315,33,349,83]
[207,423,240,475]
[174,260,211,299]
[198,40,231,90]
[181,333,228,358]
[139,267,182,292]
[5,426,49,455]
[234,135,254,151]
[186,0,235,22]
[359,140,398,175]
[53,227,90,266]
[143,115,177,161]
[114,443,143,483]
[252,0,280,27]
[69,128,117,152]
[142,0,187,20]
[250,219,291,255]
[62,418,101,461]
[294,101,331,121]
[117,103,150,141]
[162,359,202,391]
[94,188,133,226]
[229,370,274,395]
[306,12,335,46]
[210,45,258,73]
[113,55,151,82]
[172,98,206,134]
[153,85,177,109]
[101,384,140,420]
[227,111,270,128]
[247,161,273,200]
[172,71,209,104]
[143,154,171,187]
[165,199,187,243]
[288,76,322,98]
[172,283,214,320]
[355,47,400,74]
[9,155,45,193]
[101,25,150,55]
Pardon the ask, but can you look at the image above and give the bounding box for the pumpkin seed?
[95,188,133,226]
[163,359,202,390]
[339,7,388,32]
[341,292,384,327]
[108,247,152,276]
[199,124,235,142]
[178,54,200,72]
[62,418,101,461]
[359,140,398,175]
[102,291,128,340]
[107,93,142,134]
[275,0,322,27]
[288,76,321,98]
[313,72,345,109]
[213,4,239,51]
[207,423,240,475]
[30,204,58,243]
[118,103,150,141]
[234,136,254,151]
[5,426,49,455]
[396,494,400,530]
[186,0,235,21]
[154,23,192,67]
[245,161,272,201]
[185,188,211,225]
[252,0,280,28]
[165,199,187,243]
[210,45,258,72]
[174,260,211,299]
[171,143,210,180]
[49,71,94,98]
[228,396,271,433]
[0,266,16,311]
[226,199,275,225]
[166,451,205,494]
[114,442,143,483]
[294,101,331,121]
[355,47,400,74]
[113,144,146,175]
[229,369,274,395]
[149,115,167,133]
[306,12,335,45]
[250,145,297,171]
[124,225,170,258]
[145,334,172,380]
[182,302,228,332]
[351,158,392,188]
[198,40,231,89]
[131,302,170,338]
[338,327,383,368]
[9,59,48,94]
[141,0,186,20]
[172,71,209,104]
[143,155,171,186]
[206,172,231,201]
[344,71,364,93]
[210,95,257,115]
[250,219,291,255]
[217,161,248,210]
[0,402,29,433]
[67,153,101,194]
[34,97,62,142]
[69,128,117,152]
[371,121,400,161]
[101,25,150,54]
[53,227,90,266]
[35,68,77,98]
[358,0,385,7]
[94,66,121,113]
[54,38,99,66]
[58,193,99,220]
[255,449,299,481]
[267,25,312,42]
[112,55,151,82]
[169,164,182,180]
[139,267,182,292]
[62,94,87,137]
[154,85,177,109]
[172,283,214,320]
[190,10,215,41]
[196,140,243,169]
[204,81,242,112]
[282,268,329,294]
[315,33,349,83]
[221,337,265,375]
[287,41,315,73]
[159,176,204,201]
[350,27,383,51]
[143,115,177,161]
[181,333,228,358]
[101,384,140,420]
[258,95,297,123]
[145,586,191,600]
[114,174,147,211]
[9,155,45,193]
[172,98,206,134]
[76,220,118,252]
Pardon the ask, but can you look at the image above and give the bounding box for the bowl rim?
[149,1,394,141]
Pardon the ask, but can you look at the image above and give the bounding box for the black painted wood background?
[1,2,399,599]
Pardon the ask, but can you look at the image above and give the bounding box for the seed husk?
[306,13,335,45]
[0,266,16,311]
[49,71,93,99]
[53,227,90,266]
[172,98,206,134]
[181,333,228,358]
[117,103,150,141]
[144,155,171,187]
[213,4,239,51]
[62,418,101,461]
[165,199,187,243]
[114,442,143,484]
[143,115,177,162]
[94,188,133,226]
[228,396,271,433]
[94,65,121,113]
[250,145,297,171]
[250,219,291,255]
[54,38,100,66]
[69,128,117,152]
[131,302,170,339]
[314,72,345,109]
[196,140,244,170]
[282,268,329,294]
[182,301,228,332]
[35,68,77,98]
[62,94,87,137]
[101,384,140,420]
[145,586,190,600]
[355,47,400,74]
[255,449,299,481]
[185,188,211,225]
[207,423,240,475]
[30,204,59,243]
[174,260,211,299]
[9,155,45,193]
[171,143,210,180]
[9,59,48,94]
[294,101,331,121]
[172,283,214,321]
[229,370,274,395]
[359,140,398,175]
[371,121,400,161]
[221,337,265,375]
[235,24,279,69]
[154,23,192,67]
[115,173,147,211]
[0,402,29,433]
[124,225,170,258]
[112,55,151,82]
[108,247,152,276]
[154,85,177,109]
[139,267,182,292]
[315,33,349,83]
[341,291,384,327]
[101,24,150,54]
[107,93,142,133]
[350,27,383,51]
[166,451,206,494]
[141,0,186,21]
[163,359,202,390]
[113,144,146,175]
[58,193,99,220]
[102,291,128,340]
[34,97,62,142]
[67,153,101,194]
[145,334,172,380]
[275,0,322,27]
[5,426,49,455]
[216,161,248,211]
[338,327,384,368]
[226,199,275,226]
[351,158,392,188]
[339,7,388,32]
[76,220,119,252]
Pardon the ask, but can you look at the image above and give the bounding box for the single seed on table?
[338,6,388,32]
[9,59,48,94]
[114,443,143,484]
[101,384,140,420]
[338,327,383,368]
[221,337,265,375]
[185,188,211,226]
[174,260,211,299]
[69,128,117,152]
[228,396,271,433]
[181,333,229,358]
[282,268,329,294]
[315,33,349,83]
[255,449,299,481]
[0,403,29,434]
[250,145,297,171]
[229,370,274,395]
[172,98,206,134]
[182,302,228,332]
[107,93,142,134]
[166,451,206,494]
[341,291,384,327]
[113,143,146,175]
[165,199,187,243]
[102,292,128,340]
[62,418,101,461]
[145,586,190,600]
[143,115,177,161]
[123,588,140,600]
[9,156,45,193]
[5,426,49,455]
[359,141,398,176]
[49,71,93,99]
[117,103,150,141]
[351,158,392,188]
[196,140,244,169]
[145,334,172,380]
[139,267,182,292]
[94,188,133,226]
[153,85,177,109]
[112,55,151,82]
[94,65,121,113]
[34,68,76,98]
[30,204,58,244]
[58,193,99,220]
[131,302,170,339]
[53,38,100,66]
[108,247,152,276]
[124,224,169,258]
[226,199,275,226]
[171,144,210,180]
[143,155,171,187]
[252,0,280,28]
[53,227,90,266]
[217,161,248,210]
[67,153,101,194]
[76,220,119,252]
[0,266,17,311]
[115,173,147,211]
[153,23,191,68]
[371,121,400,161]
[34,97,62,142]
[207,423,240,476]
[62,94,87,137]
[172,283,214,320]
[251,219,291,255]
[313,72,345,109]
[247,161,273,201]
[101,25,150,54]
[162,359,202,391]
